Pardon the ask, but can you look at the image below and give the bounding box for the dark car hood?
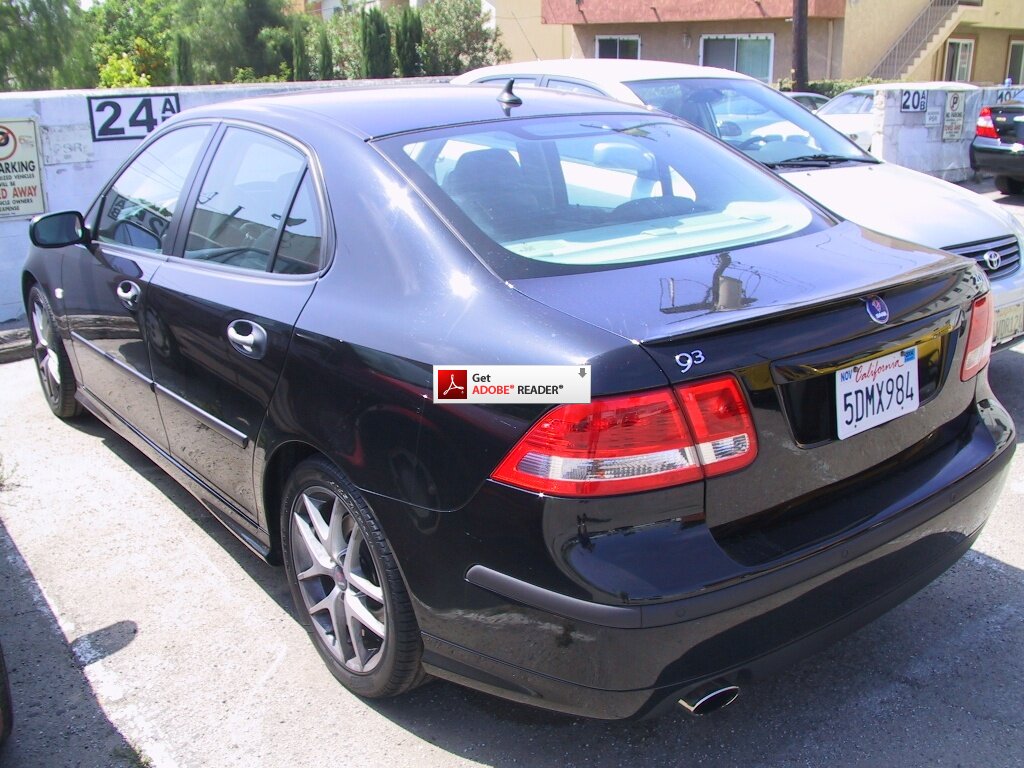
[512,221,964,345]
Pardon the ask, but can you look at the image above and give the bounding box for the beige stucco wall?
[570,18,839,83]
[493,0,574,61]
[906,25,1022,84]
[959,0,1024,29]
[838,0,931,78]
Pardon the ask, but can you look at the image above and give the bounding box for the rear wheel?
[281,457,424,698]
[27,285,80,419]
[994,175,1024,196]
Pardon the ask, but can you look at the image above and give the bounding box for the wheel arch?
[261,439,321,564]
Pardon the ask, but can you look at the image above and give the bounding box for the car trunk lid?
[512,221,985,533]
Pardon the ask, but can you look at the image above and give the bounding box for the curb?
[0,329,31,365]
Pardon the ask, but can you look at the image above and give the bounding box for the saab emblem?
[865,295,890,325]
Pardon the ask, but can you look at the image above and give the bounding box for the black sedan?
[971,101,1024,195]
[24,85,1014,720]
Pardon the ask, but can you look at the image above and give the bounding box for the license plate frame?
[835,347,920,440]
[994,301,1024,345]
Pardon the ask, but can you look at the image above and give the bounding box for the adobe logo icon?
[437,369,468,400]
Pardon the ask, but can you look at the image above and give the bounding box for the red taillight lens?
[491,375,756,497]
[961,294,994,381]
[976,107,999,139]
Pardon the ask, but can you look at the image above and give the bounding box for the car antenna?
[497,79,522,115]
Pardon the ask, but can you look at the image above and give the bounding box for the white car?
[815,86,876,151]
[453,60,1024,347]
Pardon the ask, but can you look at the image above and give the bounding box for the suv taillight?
[490,375,757,497]
[961,294,994,381]
[976,107,999,139]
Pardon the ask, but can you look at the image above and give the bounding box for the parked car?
[784,91,829,111]
[971,100,1024,195]
[814,86,877,150]
[25,85,1014,720]
[454,61,1024,349]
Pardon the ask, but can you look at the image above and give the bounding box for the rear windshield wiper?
[764,154,879,168]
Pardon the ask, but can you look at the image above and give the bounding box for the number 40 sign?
[87,94,181,142]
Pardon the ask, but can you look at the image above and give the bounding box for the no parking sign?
[0,119,44,218]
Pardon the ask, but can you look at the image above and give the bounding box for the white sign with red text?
[0,119,44,219]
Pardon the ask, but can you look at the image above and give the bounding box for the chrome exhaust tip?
[678,681,740,716]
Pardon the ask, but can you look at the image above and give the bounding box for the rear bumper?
[970,139,1024,178]
[417,397,1014,720]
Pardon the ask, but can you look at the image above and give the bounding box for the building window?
[596,36,640,60]
[699,35,773,83]
[944,38,974,82]
[1008,41,1024,85]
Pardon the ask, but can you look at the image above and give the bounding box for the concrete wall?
[570,18,839,82]
[872,83,1024,182]
[0,79,442,324]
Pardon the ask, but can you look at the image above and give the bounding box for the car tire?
[27,285,80,419]
[994,175,1024,196]
[281,456,425,698]
[0,640,12,746]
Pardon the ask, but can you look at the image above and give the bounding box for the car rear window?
[376,115,831,278]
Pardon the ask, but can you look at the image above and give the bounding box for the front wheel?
[281,457,425,698]
[27,285,80,419]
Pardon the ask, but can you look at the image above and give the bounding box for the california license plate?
[994,301,1024,345]
[836,347,919,440]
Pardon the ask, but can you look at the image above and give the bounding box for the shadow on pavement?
[0,518,148,768]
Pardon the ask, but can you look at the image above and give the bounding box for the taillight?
[976,107,999,139]
[490,375,756,497]
[961,294,994,381]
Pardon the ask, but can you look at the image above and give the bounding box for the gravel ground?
[0,178,1022,768]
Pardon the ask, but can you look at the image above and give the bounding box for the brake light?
[976,107,999,139]
[490,375,756,496]
[961,294,994,381]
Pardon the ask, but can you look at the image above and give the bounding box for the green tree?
[317,23,334,80]
[292,17,310,81]
[174,33,194,85]
[98,52,151,87]
[87,0,173,85]
[174,0,290,83]
[418,0,509,76]
[360,7,392,79]
[394,5,422,77]
[0,0,96,90]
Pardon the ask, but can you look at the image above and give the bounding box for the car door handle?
[116,280,141,310]
[227,320,268,360]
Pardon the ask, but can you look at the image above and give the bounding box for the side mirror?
[29,211,89,248]
[718,121,742,138]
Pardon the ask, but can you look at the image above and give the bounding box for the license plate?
[995,301,1024,345]
[835,347,919,440]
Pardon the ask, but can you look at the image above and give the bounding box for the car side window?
[271,171,323,274]
[97,125,211,252]
[184,127,306,272]
[546,78,606,97]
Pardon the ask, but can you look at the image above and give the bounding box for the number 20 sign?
[87,94,181,142]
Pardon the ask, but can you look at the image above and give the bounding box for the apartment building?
[531,0,1024,85]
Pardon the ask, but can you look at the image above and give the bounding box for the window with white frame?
[1008,41,1024,85]
[596,36,640,60]
[944,38,975,82]
[699,34,773,83]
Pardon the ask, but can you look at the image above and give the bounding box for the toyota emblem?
[983,250,1002,271]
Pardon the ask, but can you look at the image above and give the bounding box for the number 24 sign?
[87,94,181,142]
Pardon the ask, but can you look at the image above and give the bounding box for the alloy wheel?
[289,485,387,673]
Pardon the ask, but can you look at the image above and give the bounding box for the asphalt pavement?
[0,179,1022,768]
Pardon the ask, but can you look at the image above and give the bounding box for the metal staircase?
[869,0,972,81]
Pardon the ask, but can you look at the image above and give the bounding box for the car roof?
[171,83,659,140]
[453,58,753,86]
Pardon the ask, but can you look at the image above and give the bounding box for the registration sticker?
[994,301,1024,345]
[836,347,919,440]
